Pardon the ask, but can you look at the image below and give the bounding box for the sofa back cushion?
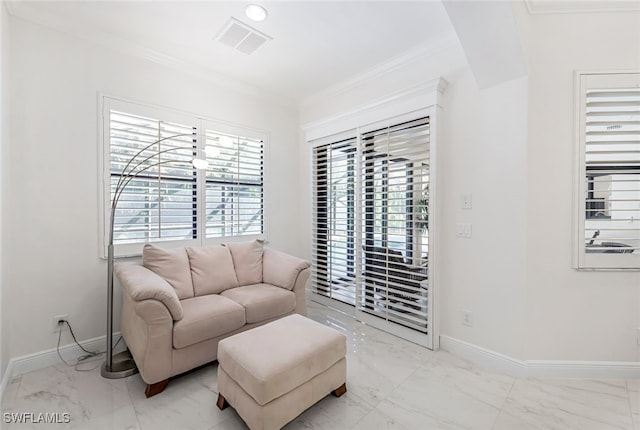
[226,240,264,286]
[142,244,194,299]
[186,245,240,295]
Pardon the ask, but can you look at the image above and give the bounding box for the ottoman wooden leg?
[217,393,229,410]
[332,383,347,397]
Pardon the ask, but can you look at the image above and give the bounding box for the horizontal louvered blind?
[204,130,264,238]
[103,98,267,256]
[311,116,431,334]
[110,110,198,244]
[583,83,640,258]
[312,137,357,305]
[361,117,430,333]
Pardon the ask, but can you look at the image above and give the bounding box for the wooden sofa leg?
[145,379,169,398]
[332,383,347,397]
[217,393,229,410]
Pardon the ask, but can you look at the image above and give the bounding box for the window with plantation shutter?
[312,115,434,347]
[101,97,266,257]
[204,129,264,238]
[576,72,640,269]
[110,110,199,246]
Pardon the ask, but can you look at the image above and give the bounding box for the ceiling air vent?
[215,17,272,55]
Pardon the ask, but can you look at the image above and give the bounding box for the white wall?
[300,3,640,364]
[300,36,529,360]
[0,2,8,380]
[439,70,528,360]
[4,2,639,371]
[4,16,301,360]
[522,8,640,361]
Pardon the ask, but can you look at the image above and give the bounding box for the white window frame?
[311,116,432,329]
[98,95,268,258]
[573,71,640,270]
[304,77,446,349]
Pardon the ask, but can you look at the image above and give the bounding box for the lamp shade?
[192,157,209,170]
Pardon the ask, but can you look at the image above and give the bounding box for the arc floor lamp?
[101,134,209,379]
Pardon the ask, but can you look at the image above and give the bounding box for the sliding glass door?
[311,116,434,348]
[312,137,357,306]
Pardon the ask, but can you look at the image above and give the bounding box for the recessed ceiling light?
[245,4,268,22]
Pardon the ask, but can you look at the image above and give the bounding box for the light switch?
[457,223,472,238]
[461,194,472,209]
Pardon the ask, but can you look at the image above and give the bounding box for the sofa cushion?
[142,244,194,299]
[226,240,263,286]
[173,295,246,349]
[221,284,295,324]
[186,245,239,296]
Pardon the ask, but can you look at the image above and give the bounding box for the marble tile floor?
[2,303,637,430]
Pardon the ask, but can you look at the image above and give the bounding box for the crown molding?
[6,1,460,111]
[524,0,640,14]
[299,31,459,109]
[94,33,296,108]
[302,76,448,142]
[4,3,297,109]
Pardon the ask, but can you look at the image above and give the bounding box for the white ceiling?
[6,1,456,105]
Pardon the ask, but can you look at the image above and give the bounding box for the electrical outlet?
[462,310,473,327]
[637,328,640,346]
[53,314,69,333]
[460,194,472,209]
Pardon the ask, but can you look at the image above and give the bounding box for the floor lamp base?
[101,350,139,379]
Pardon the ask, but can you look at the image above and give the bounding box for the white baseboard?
[0,359,15,406]
[439,335,528,377]
[526,360,640,379]
[440,335,640,379]
[0,332,125,403]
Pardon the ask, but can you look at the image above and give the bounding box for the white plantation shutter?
[577,72,640,269]
[312,136,358,305]
[204,130,264,238]
[361,117,430,332]
[312,116,432,341]
[110,110,198,245]
[102,97,266,256]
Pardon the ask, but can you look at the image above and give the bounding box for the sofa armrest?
[262,248,311,291]
[114,262,184,321]
[121,295,174,385]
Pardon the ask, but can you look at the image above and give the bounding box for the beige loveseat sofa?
[114,240,310,397]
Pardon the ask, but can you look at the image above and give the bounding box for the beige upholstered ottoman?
[216,314,347,430]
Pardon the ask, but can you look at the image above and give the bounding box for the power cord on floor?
[56,319,123,372]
